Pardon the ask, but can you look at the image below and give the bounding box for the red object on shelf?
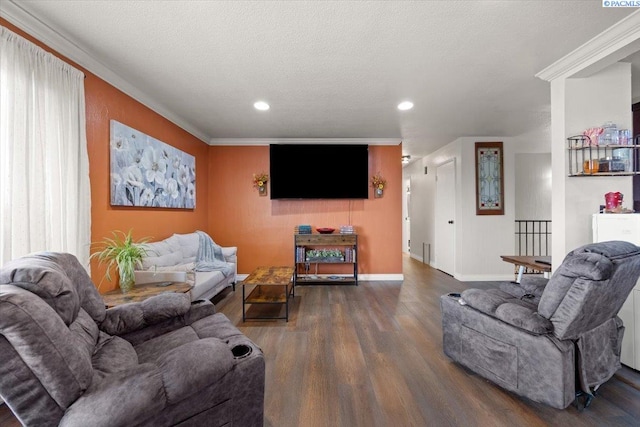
[316,228,335,234]
[605,192,623,211]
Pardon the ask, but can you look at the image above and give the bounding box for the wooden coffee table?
[242,266,294,322]
[102,281,191,308]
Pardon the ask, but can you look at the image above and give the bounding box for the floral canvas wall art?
[110,120,196,208]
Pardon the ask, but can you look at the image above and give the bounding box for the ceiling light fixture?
[254,101,270,111]
[397,101,414,111]
[402,155,411,164]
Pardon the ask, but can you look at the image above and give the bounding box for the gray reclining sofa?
[441,241,640,409]
[0,252,265,426]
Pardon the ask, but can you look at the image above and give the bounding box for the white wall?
[402,175,410,254]
[405,131,551,281]
[457,137,517,281]
[406,139,460,267]
[515,153,552,220]
[406,13,638,279]
[553,62,633,259]
[405,158,431,263]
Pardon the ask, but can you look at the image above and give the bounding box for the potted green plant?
[90,229,151,293]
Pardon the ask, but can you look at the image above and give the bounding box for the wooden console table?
[294,233,358,285]
[102,281,191,308]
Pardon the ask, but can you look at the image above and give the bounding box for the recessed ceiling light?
[254,101,270,111]
[397,101,414,111]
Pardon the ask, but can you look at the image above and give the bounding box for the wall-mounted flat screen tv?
[270,144,369,199]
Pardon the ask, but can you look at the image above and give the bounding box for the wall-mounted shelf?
[567,135,640,177]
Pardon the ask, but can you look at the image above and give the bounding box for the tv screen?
[270,144,369,199]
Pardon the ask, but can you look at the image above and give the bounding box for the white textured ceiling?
[2,1,636,161]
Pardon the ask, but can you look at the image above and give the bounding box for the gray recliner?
[0,252,265,426]
[440,241,640,409]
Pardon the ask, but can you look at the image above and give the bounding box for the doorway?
[435,160,456,276]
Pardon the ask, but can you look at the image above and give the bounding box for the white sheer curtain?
[0,26,91,267]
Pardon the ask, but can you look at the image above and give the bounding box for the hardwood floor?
[1,254,639,426]
[226,255,640,427]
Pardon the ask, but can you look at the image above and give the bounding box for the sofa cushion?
[147,262,196,273]
[163,234,183,253]
[144,240,174,257]
[92,332,138,376]
[173,233,200,263]
[52,252,107,324]
[69,309,100,359]
[141,250,183,270]
[134,326,200,364]
[193,270,225,299]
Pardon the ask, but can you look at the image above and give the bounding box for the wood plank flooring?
[226,255,640,427]
[1,254,639,426]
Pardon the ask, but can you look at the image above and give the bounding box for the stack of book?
[295,224,312,234]
[295,246,307,262]
[344,247,356,262]
[339,225,355,234]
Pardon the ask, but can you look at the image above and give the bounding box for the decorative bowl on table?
[316,227,335,234]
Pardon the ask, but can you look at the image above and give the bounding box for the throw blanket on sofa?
[195,231,234,277]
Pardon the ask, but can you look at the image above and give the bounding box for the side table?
[102,281,191,308]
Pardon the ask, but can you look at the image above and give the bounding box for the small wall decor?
[109,120,196,208]
[475,141,504,215]
[253,172,269,196]
[371,172,386,198]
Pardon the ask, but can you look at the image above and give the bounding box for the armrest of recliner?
[461,288,553,335]
[108,299,217,346]
[100,292,192,336]
[499,276,548,301]
[155,337,234,404]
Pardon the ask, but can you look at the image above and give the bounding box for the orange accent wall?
[208,145,403,276]
[2,19,209,292]
[84,77,210,291]
[3,18,403,289]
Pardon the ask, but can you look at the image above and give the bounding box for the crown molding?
[209,138,402,146]
[0,0,210,143]
[536,10,640,82]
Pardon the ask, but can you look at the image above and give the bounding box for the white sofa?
[134,232,237,301]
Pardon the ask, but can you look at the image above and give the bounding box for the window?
[0,26,91,266]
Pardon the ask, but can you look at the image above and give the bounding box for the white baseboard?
[358,274,404,281]
[237,273,403,282]
[410,253,425,262]
[455,273,514,282]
